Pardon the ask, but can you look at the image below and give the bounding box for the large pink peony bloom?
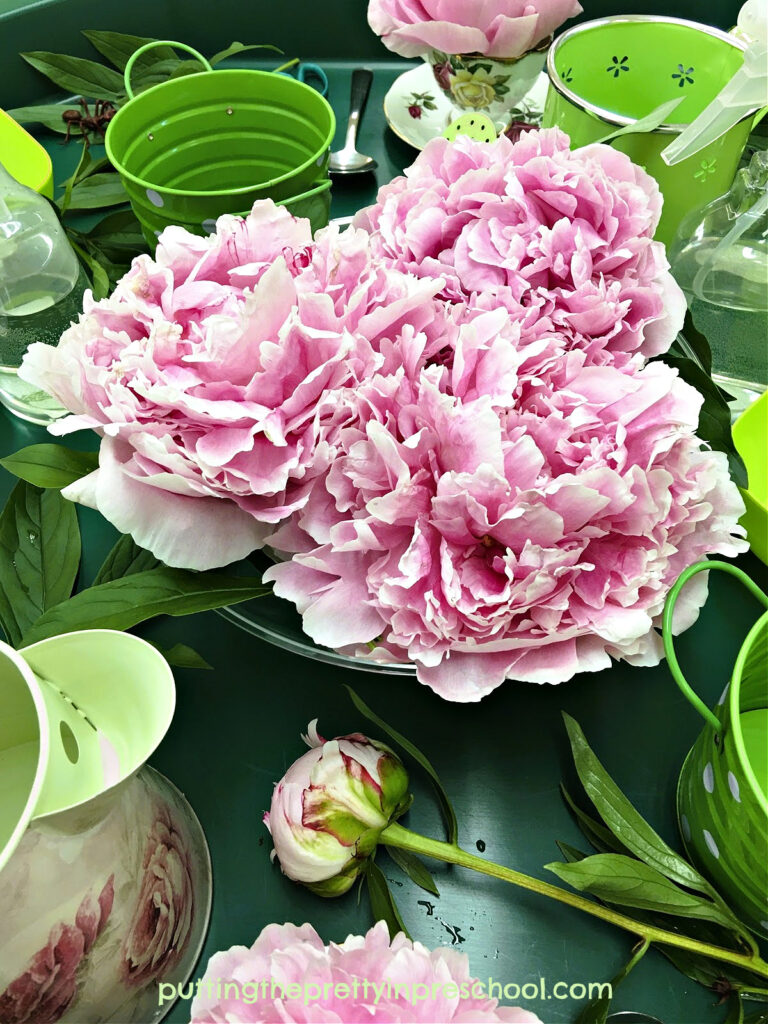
[354,129,687,372]
[20,202,446,569]
[190,920,542,1023]
[368,0,581,59]
[265,322,746,701]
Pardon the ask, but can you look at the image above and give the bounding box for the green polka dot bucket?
[542,17,761,246]
[664,561,768,936]
[105,41,335,247]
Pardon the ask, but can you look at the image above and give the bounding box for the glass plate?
[216,551,416,675]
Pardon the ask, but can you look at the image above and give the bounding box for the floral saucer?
[383,62,549,150]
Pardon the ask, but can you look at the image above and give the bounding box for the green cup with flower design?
[663,561,768,936]
[542,16,760,245]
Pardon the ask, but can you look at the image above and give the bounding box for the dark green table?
[2,23,767,1023]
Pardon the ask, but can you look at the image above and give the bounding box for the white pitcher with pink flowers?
[0,630,211,1024]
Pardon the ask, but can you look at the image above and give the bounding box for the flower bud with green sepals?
[263,720,411,896]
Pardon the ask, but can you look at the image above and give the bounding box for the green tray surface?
[2,14,765,1020]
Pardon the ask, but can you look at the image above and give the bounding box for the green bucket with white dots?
[542,16,759,246]
[664,561,768,936]
[105,41,335,246]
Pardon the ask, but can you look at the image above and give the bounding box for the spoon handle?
[344,68,373,151]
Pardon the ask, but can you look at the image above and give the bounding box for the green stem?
[381,822,768,982]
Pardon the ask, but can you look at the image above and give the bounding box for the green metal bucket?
[663,561,768,936]
[542,17,758,246]
[105,41,336,246]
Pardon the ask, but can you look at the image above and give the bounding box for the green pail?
[0,630,175,871]
[542,17,758,246]
[663,561,768,935]
[105,41,336,246]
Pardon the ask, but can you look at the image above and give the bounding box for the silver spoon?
[330,68,377,174]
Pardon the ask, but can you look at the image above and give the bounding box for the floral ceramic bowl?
[0,767,211,1024]
[426,41,549,126]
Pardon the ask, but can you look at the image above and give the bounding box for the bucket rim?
[730,608,768,819]
[0,639,51,873]
[105,69,335,200]
[546,15,755,135]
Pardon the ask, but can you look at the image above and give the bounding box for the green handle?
[124,41,213,100]
[663,560,768,732]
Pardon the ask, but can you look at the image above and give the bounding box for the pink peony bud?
[263,721,411,896]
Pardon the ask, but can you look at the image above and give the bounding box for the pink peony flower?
[121,807,194,987]
[20,201,447,570]
[354,129,687,371]
[368,0,582,59]
[190,920,542,1023]
[264,720,411,896]
[265,322,746,701]
[0,876,113,1024]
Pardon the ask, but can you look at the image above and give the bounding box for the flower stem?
[380,822,768,981]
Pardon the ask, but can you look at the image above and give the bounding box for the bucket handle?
[124,41,213,101]
[662,560,768,732]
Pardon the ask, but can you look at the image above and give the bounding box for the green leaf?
[209,42,283,66]
[63,173,128,211]
[93,534,161,585]
[366,860,410,940]
[744,1009,768,1023]
[344,686,458,844]
[0,445,97,490]
[68,240,111,300]
[546,853,746,931]
[386,846,440,896]
[596,97,684,144]
[20,568,270,645]
[84,210,147,253]
[562,714,723,898]
[82,31,177,71]
[679,307,713,376]
[561,783,632,856]
[576,939,650,1024]
[5,103,83,135]
[21,51,124,100]
[58,142,92,216]
[0,482,80,648]
[147,641,212,670]
[725,994,745,1024]
[169,60,210,79]
[556,840,589,863]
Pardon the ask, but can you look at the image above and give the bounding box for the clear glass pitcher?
[668,149,768,418]
[0,160,86,425]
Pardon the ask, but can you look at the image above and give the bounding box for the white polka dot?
[146,189,164,208]
[727,771,741,802]
[681,814,691,841]
[202,218,217,235]
[703,829,720,858]
[760,920,768,931]
[154,230,161,238]
[717,683,729,706]
[703,762,714,792]
[316,153,326,167]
